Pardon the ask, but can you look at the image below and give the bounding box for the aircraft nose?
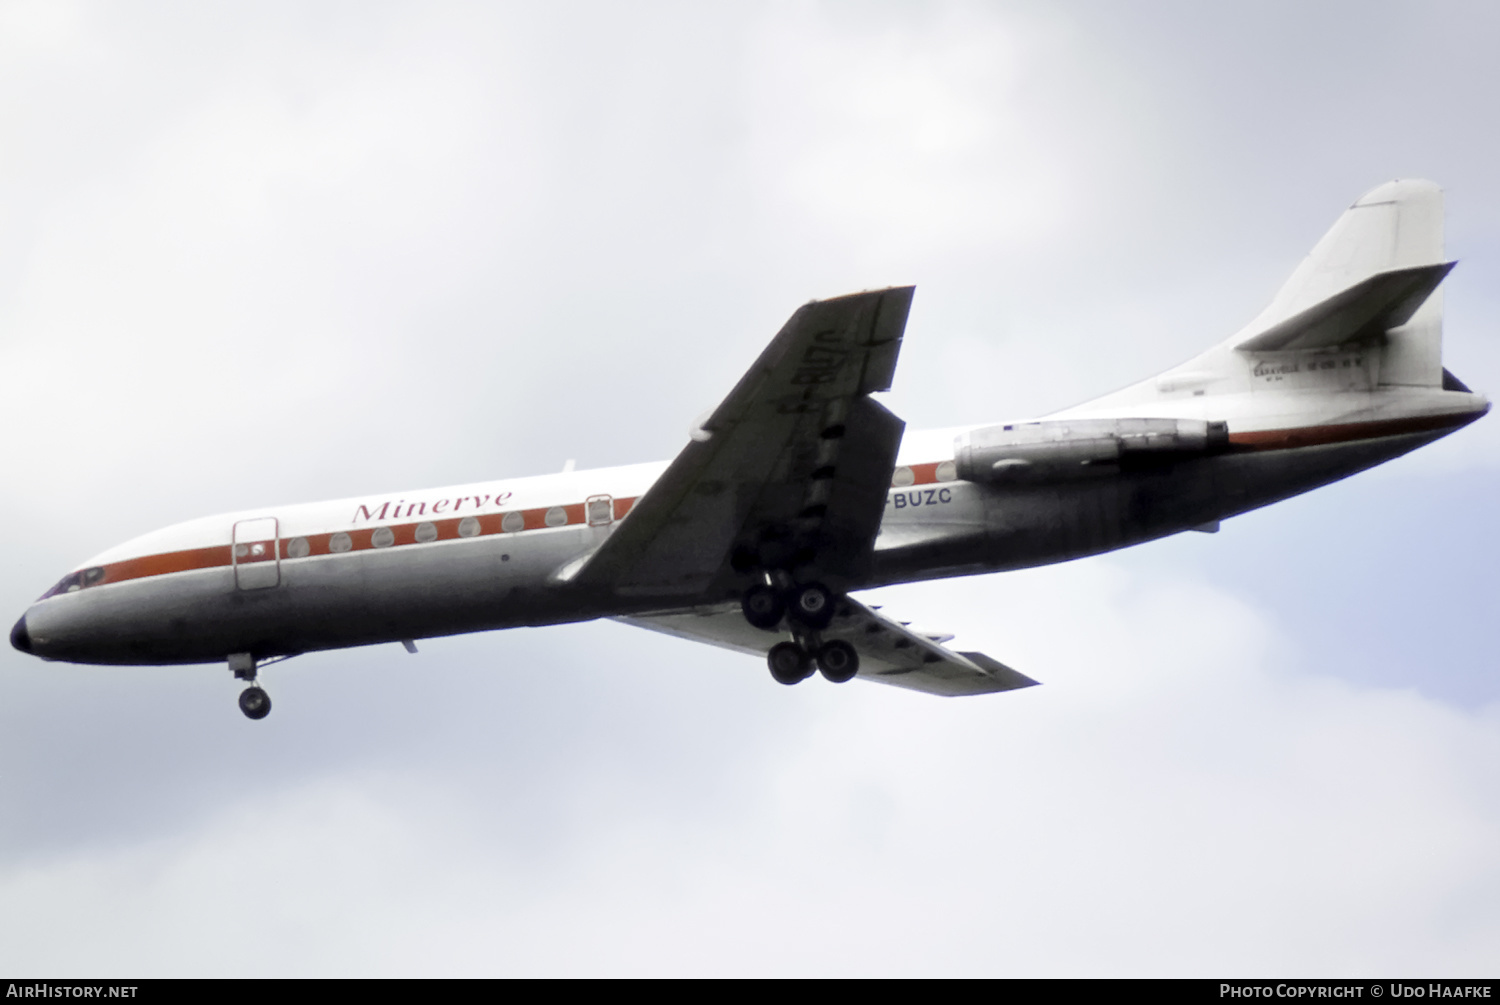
[10,615,31,654]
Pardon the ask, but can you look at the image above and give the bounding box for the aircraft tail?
[1235,179,1450,387]
[1054,179,1481,419]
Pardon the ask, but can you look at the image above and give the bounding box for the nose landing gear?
[229,652,272,720]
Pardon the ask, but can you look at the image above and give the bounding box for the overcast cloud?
[1,0,1498,976]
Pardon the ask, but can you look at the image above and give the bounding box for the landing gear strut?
[229,652,271,720]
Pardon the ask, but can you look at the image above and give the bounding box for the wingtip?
[957,651,1041,692]
[807,285,916,306]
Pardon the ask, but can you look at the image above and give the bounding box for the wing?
[618,596,1038,697]
[572,287,913,601]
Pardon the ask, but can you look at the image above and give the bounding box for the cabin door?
[233,517,281,590]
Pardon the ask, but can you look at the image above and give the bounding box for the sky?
[1,0,1498,977]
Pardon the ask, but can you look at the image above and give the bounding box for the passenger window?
[502,512,525,533]
[329,532,352,553]
[458,516,481,538]
[415,522,438,543]
[371,527,395,548]
[545,506,568,528]
[892,466,915,487]
[286,537,311,559]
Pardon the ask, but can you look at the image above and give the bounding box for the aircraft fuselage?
[13,387,1484,667]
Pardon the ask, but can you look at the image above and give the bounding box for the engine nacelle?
[954,418,1228,482]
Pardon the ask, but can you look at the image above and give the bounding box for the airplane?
[9,179,1488,719]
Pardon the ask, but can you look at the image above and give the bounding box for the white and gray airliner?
[11,180,1487,719]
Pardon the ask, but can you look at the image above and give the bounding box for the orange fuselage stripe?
[1223,411,1471,450]
[66,412,1473,591]
[83,496,641,592]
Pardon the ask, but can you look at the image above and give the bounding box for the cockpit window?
[40,566,107,600]
[44,572,82,598]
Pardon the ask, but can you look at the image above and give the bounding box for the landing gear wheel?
[787,582,836,631]
[238,686,272,720]
[768,641,813,685]
[816,640,859,683]
[742,584,786,631]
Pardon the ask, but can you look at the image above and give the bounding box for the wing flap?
[811,396,905,579]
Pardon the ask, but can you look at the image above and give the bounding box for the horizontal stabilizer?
[1236,262,1454,353]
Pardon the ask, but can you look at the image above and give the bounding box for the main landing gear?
[229,652,271,720]
[741,584,785,630]
[741,580,836,632]
[744,579,859,686]
[766,638,859,685]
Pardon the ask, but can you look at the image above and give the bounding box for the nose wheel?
[238,686,272,720]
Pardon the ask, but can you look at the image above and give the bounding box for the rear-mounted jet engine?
[954,418,1229,482]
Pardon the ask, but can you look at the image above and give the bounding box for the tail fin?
[1236,179,1448,386]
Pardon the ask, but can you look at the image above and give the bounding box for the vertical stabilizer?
[1242,179,1447,386]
